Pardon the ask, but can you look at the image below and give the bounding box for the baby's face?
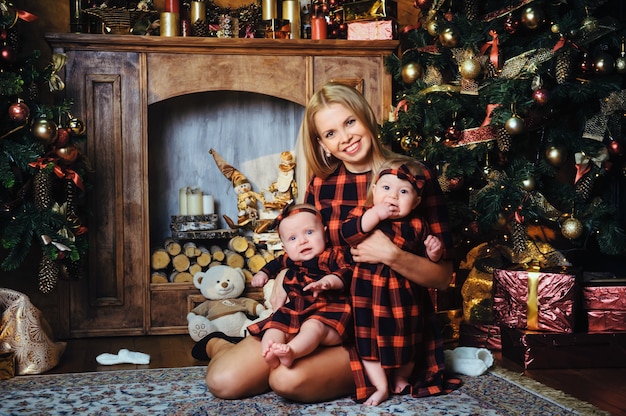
[278,211,326,262]
[372,174,420,219]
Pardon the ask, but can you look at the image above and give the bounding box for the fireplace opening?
[148,91,304,247]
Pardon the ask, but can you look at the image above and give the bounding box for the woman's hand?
[350,229,398,265]
[351,229,453,289]
[270,268,289,309]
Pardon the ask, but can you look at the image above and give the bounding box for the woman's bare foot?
[262,340,280,368]
[364,388,389,406]
[271,342,296,367]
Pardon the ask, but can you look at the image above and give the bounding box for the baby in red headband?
[341,157,444,406]
[248,203,352,369]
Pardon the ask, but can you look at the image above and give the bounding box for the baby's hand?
[424,235,443,262]
[251,271,269,287]
[371,202,396,221]
[303,279,331,298]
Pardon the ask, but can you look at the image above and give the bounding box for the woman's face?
[315,103,373,173]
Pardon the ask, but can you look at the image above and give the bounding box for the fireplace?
[46,33,397,337]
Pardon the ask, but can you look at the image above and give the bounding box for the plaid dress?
[306,163,461,401]
[342,208,429,368]
[246,248,352,338]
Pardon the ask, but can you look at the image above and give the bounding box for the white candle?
[179,187,188,215]
[203,194,215,214]
[187,188,203,215]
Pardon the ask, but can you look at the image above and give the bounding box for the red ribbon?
[574,163,591,184]
[394,99,409,120]
[481,104,500,126]
[29,157,85,191]
[17,9,38,22]
[480,30,499,69]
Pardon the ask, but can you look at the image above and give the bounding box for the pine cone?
[38,255,60,294]
[59,259,84,281]
[463,0,480,21]
[33,169,54,211]
[575,169,596,200]
[556,48,572,85]
[192,20,209,37]
[497,128,511,152]
[510,220,527,254]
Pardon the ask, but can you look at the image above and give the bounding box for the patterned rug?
[1,365,607,415]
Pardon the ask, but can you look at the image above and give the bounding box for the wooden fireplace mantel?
[46,33,397,337]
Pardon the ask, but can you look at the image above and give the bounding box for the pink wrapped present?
[583,285,626,310]
[459,322,501,351]
[347,20,395,40]
[493,267,580,333]
[587,310,626,332]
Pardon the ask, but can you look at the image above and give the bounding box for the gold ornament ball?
[504,115,525,135]
[66,117,86,136]
[55,145,80,164]
[615,54,626,74]
[400,135,416,151]
[551,23,560,34]
[401,62,423,84]
[561,217,584,240]
[594,52,615,75]
[460,59,482,80]
[426,18,440,36]
[31,118,58,145]
[545,145,565,167]
[439,27,459,48]
[521,6,545,30]
[521,176,535,191]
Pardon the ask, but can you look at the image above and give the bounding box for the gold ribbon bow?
[48,53,67,92]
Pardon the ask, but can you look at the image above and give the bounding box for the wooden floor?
[46,334,625,416]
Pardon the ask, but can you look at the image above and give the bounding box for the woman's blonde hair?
[300,82,389,181]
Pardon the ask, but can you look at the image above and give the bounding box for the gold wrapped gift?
[343,0,397,22]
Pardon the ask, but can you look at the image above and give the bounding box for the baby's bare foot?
[272,342,296,367]
[262,341,280,369]
[392,376,410,394]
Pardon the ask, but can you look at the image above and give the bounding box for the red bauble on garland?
[608,138,622,156]
[532,88,550,106]
[415,0,432,9]
[8,101,30,122]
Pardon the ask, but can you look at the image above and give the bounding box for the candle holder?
[264,19,291,39]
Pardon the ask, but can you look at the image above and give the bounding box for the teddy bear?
[186,265,269,342]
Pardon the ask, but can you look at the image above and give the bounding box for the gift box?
[582,272,626,331]
[493,267,580,333]
[347,20,395,40]
[343,0,397,22]
[500,326,626,369]
[459,322,501,351]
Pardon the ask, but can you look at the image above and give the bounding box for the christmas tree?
[1,2,90,293]
[381,0,626,272]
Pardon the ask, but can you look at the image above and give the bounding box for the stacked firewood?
[150,235,280,284]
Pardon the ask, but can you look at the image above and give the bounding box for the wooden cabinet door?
[62,50,149,337]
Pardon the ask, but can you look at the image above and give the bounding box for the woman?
[200,82,456,403]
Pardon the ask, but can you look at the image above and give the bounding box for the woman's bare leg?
[269,345,354,403]
[205,336,271,399]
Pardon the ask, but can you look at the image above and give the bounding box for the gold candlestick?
[282,0,301,39]
[262,0,277,21]
[160,12,180,37]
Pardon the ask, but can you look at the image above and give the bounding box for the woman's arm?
[350,229,453,290]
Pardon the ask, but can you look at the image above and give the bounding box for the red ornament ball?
[8,101,30,122]
[445,125,462,142]
[415,0,432,9]
[532,88,550,105]
[504,13,520,34]
[55,145,79,164]
[448,176,464,191]
[1,45,16,63]
[609,139,622,156]
[56,128,71,147]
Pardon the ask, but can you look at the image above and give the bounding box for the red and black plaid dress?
[342,208,429,368]
[305,163,461,402]
[246,248,352,338]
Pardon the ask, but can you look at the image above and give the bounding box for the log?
[242,268,254,282]
[244,241,257,258]
[150,248,170,270]
[228,235,249,253]
[247,254,267,274]
[188,262,202,277]
[224,249,245,269]
[196,246,212,267]
[208,261,223,268]
[259,248,275,263]
[169,271,193,283]
[165,238,182,256]
[150,271,168,284]
[210,245,225,262]
[183,242,200,258]
[172,253,191,272]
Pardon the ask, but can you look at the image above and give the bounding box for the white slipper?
[96,349,151,365]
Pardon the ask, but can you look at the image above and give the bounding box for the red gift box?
[587,310,626,332]
[493,267,579,333]
[500,327,626,369]
[347,20,395,40]
[582,286,626,310]
[582,274,626,331]
[459,322,501,351]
